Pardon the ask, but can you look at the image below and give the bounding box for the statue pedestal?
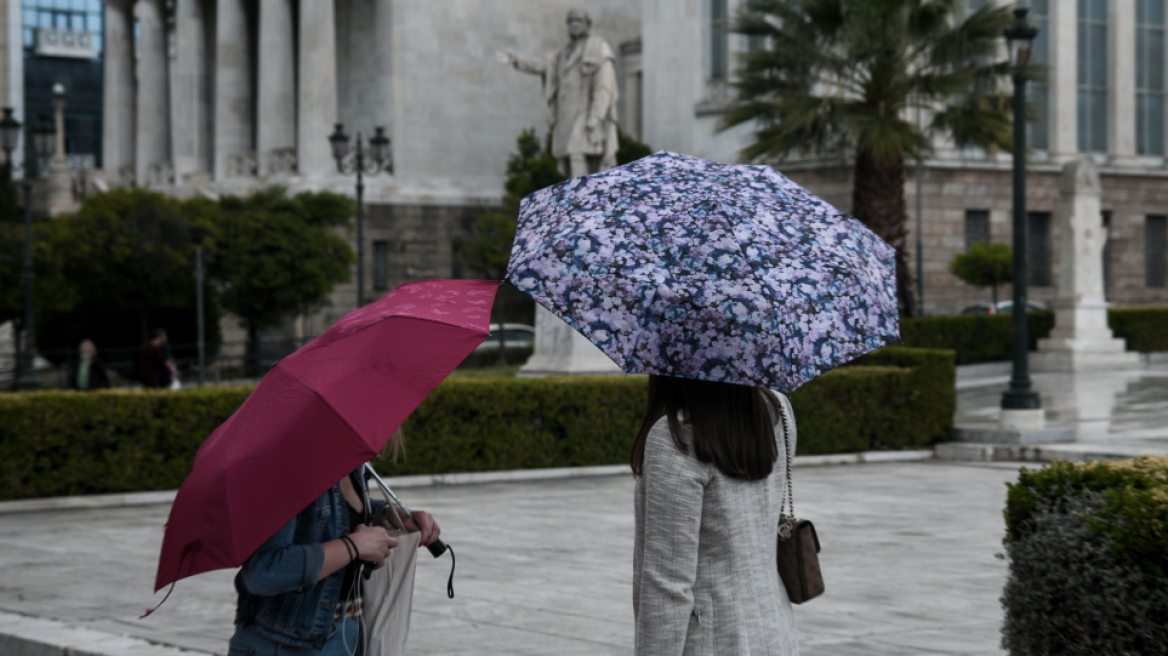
[518,304,622,377]
[1031,159,1140,373]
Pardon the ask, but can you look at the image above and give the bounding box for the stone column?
[641,0,701,154]
[215,0,255,180]
[1109,0,1138,164]
[1033,158,1140,371]
[135,0,170,186]
[297,0,338,179]
[256,0,296,176]
[1048,0,1078,159]
[170,0,212,185]
[102,0,135,186]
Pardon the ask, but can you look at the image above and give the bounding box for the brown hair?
[630,375,780,481]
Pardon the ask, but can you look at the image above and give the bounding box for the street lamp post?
[0,107,56,391]
[1001,9,1041,422]
[328,125,392,308]
[192,225,209,387]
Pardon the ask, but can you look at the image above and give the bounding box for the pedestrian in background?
[138,328,172,389]
[631,376,800,655]
[70,338,110,391]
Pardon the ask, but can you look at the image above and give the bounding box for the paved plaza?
[0,461,1021,656]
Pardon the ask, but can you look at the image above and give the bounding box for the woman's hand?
[382,507,442,547]
[349,523,399,569]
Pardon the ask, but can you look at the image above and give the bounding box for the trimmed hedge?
[0,346,955,500]
[901,306,1168,364]
[1001,457,1168,655]
[899,312,1055,364]
[1108,307,1168,353]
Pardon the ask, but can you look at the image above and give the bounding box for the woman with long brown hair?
[632,375,799,655]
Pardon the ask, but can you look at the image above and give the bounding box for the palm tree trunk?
[852,148,918,317]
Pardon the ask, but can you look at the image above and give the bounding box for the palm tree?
[722,0,1016,317]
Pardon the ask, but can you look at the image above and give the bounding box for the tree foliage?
[948,240,1012,304]
[207,187,355,336]
[723,0,1017,317]
[31,188,213,367]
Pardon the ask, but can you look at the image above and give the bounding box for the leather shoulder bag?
[775,397,825,604]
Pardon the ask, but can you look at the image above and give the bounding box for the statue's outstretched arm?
[504,50,548,77]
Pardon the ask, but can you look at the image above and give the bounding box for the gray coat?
[633,392,799,655]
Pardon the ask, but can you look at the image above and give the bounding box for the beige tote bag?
[362,526,420,656]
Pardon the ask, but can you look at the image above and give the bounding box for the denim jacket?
[233,470,387,649]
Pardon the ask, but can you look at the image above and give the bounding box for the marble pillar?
[1049,0,1078,160]
[134,0,170,186]
[297,0,338,178]
[170,0,212,184]
[1033,158,1140,371]
[256,0,296,176]
[102,0,135,185]
[215,0,255,179]
[1109,0,1138,165]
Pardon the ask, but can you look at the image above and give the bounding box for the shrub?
[1109,307,1168,353]
[900,307,1168,365]
[899,311,1055,364]
[1001,457,1168,655]
[0,347,954,500]
[948,241,1012,305]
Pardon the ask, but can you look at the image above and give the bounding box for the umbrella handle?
[364,463,449,560]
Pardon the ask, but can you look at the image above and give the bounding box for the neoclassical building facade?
[2,0,1166,331]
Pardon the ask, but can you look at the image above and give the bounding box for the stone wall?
[783,161,1168,316]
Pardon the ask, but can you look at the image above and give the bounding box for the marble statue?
[505,8,619,178]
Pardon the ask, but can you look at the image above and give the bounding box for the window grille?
[1137,0,1166,155]
[1027,212,1052,286]
[373,241,389,291]
[1078,0,1110,153]
[1148,215,1167,287]
[965,210,990,250]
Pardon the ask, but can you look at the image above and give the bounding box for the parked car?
[960,300,1046,315]
[475,323,535,350]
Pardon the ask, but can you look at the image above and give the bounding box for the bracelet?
[340,535,358,563]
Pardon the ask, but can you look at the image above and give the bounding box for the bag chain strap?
[776,395,797,539]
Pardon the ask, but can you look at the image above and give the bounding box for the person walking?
[138,328,172,389]
[632,375,799,655]
[70,338,110,391]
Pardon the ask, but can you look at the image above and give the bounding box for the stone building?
[642,0,1168,314]
[1,0,1165,342]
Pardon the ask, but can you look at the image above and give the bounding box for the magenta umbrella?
[154,279,499,592]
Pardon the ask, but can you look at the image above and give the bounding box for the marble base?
[518,304,622,377]
[952,425,1076,445]
[1031,344,1142,372]
[999,408,1045,431]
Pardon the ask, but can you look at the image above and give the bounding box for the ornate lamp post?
[191,225,209,387]
[328,124,392,308]
[1000,9,1041,426]
[0,107,56,391]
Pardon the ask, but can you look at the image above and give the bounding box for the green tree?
[949,240,1012,305]
[207,187,354,374]
[723,0,1016,317]
[30,188,216,376]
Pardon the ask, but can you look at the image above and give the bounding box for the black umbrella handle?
[427,538,448,558]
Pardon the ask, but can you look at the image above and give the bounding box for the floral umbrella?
[505,151,899,392]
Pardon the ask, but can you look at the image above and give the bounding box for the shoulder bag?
[775,397,825,604]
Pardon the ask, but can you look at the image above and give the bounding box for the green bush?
[899,312,1055,364]
[1109,307,1168,353]
[0,347,954,500]
[0,387,252,500]
[901,307,1168,364]
[1001,457,1168,655]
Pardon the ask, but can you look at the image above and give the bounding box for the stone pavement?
[949,360,1168,460]
[0,461,1022,656]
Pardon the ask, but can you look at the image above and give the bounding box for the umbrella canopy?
[505,151,898,392]
[155,279,499,591]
